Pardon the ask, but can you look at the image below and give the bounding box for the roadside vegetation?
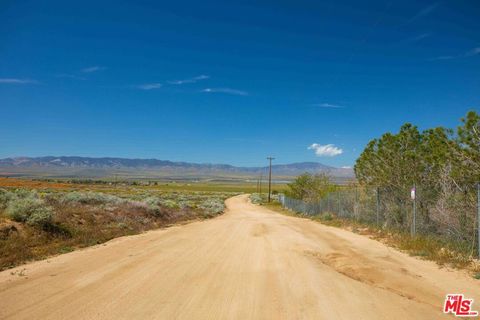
[249,191,280,204]
[0,185,235,270]
[260,110,480,276]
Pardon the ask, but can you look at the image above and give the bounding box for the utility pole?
[259,173,263,194]
[267,157,275,202]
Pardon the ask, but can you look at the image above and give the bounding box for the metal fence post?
[355,185,358,220]
[477,182,480,258]
[327,194,330,213]
[376,187,380,226]
[412,183,417,237]
[337,191,341,215]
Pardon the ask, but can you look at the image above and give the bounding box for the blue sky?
[0,0,479,167]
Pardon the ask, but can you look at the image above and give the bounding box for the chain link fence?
[280,183,480,256]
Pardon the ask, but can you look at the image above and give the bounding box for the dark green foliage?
[354,110,480,247]
[285,173,336,202]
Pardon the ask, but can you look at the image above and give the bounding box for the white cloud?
[81,66,106,73]
[314,103,345,108]
[168,75,209,85]
[0,78,38,84]
[201,88,248,96]
[55,74,86,80]
[431,46,480,61]
[465,47,480,57]
[308,143,343,157]
[341,166,352,169]
[404,33,431,43]
[137,83,163,90]
[430,55,455,61]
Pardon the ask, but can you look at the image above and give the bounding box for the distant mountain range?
[0,156,354,181]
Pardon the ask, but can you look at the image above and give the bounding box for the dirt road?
[0,195,478,319]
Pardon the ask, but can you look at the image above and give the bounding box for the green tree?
[285,173,336,202]
[354,110,479,237]
[457,110,480,184]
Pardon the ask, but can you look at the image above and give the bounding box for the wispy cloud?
[404,33,431,43]
[465,47,480,57]
[55,74,86,80]
[201,88,248,96]
[341,166,352,169]
[168,75,209,85]
[430,46,480,61]
[224,137,267,144]
[81,66,106,73]
[308,143,343,157]
[137,83,163,90]
[313,103,345,109]
[430,55,455,61]
[406,2,439,24]
[0,78,38,84]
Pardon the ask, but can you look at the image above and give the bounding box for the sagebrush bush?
[0,189,41,210]
[143,197,161,215]
[179,200,195,209]
[5,196,53,227]
[60,191,124,205]
[321,212,333,221]
[26,206,54,227]
[249,193,263,204]
[199,198,225,215]
[14,189,39,199]
[0,189,14,209]
[159,199,179,209]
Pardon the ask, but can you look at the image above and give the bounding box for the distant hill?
[0,156,354,181]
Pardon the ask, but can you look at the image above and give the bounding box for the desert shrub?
[321,212,333,221]
[60,191,124,205]
[199,198,225,216]
[249,193,264,204]
[143,197,161,215]
[1,189,39,206]
[0,189,15,210]
[126,200,149,211]
[159,199,179,209]
[14,189,39,199]
[5,197,53,227]
[26,206,54,227]
[179,200,195,209]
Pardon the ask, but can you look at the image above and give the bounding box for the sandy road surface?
[0,195,478,319]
